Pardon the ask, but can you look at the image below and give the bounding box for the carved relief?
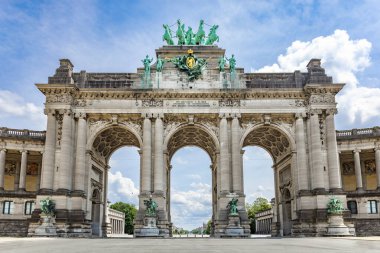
[5,162,16,175]
[27,163,39,175]
[309,93,335,104]
[55,113,63,146]
[219,99,240,107]
[164,122,182,139]
[119,120,142,138]
[364,160,376,175]
[142,99,163,107]
[342,162,355,175]
[46,94,74,104]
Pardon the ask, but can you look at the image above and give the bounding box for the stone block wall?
[355,219,380,236]
[0,219,28,236]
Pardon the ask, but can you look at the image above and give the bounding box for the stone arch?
[240,123,295,162]
[165,124,219,161]
[88,124,142,162]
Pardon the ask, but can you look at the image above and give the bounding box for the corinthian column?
[40,110,56,192]
[59,109,73,192]
[309,110,324,190]
[219,114,230,193]
[19,150,28,191]
[141,114,152,194]
[0,149,7,190]
[375,147,380,190]
[326,109,342,191]
[353,149,363,190]
[74,113,87,194]
[295,113,309,191]
[154,114,164,194]
[231,114,242,193]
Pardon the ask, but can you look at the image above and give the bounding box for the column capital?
[141,113,153,119]
[295,112,306,119]
[231,113,241,119]
[153,113,164,119]
[374,146,380,152]
[0,148,6,153]
[308,109,322,116]
[44,108,56,116]
[326,108,338,116]
[353,148,361,154]
[58,109,72,116]
[19,149,28,154]
[75,112,87,119]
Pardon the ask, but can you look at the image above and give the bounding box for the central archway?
[88,124,142,237]
[165,125,219,236]
[241,124,295,237]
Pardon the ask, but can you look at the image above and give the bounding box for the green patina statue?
[185,26,195,45]
[194,19,206,45]
[171,49,206,81]
[226,54,236,73]
[218,56,226,72]
[144,198,158,216]
[227,197,239,216]
[163,24,174,45]
[162,20,220,46]
[40,198,56,216]
[156,57,166,72]
[205,25,219,45]
[142,55,153,76]
[176,19,186,45]
[327,197,345,214]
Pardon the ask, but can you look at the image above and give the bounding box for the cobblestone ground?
[0,237,379,253]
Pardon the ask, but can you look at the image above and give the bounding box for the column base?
[356,187,365,193]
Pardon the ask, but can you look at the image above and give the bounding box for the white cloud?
[0,90,45,129]
[171,182,212,229]
[108,171,139,205]
[173,156,188,165]
[254,29,377,127]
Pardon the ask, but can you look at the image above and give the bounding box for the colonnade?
[351,148,380,190]
[110,218,125,234]
[0,149,40,191]
[255,218,272,234]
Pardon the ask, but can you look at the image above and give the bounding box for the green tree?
[110,202,137,234]
[246,197,272,233]
[204,220,212,235]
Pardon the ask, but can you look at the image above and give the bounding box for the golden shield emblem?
[186,56,196,69]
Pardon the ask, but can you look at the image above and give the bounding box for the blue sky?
[1,0,380,230]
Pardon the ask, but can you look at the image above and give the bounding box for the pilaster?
[0,149,7,191]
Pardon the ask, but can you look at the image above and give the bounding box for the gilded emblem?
[170,49,207,81]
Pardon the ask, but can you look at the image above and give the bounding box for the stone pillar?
[142,114,152,194]
[19,150,28,191]
[375,147,380,190]
[154,114,164,194]
[231,114,242,193]
[74,113,87,194]
[40,110,56,192]
[295,113,309,191]
[309,110,324,190]
[59,110,73,192]
[0,149,6,190]
[219,114,230,193]
[353,149,363,190]
[326,109,342,191]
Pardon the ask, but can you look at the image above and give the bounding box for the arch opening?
[242,125,294,237]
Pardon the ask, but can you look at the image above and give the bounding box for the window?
[3,201,14,214]
[368,200,378,214]
[347,201,358,214]
[25,201,35,215]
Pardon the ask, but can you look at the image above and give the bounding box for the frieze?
[142,99,163,107]
[46,94,74,104]
[309,93,335,104]
[170,100,214,108]
[219,99,240,107]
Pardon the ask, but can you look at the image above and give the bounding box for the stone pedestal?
[224,215,245,237]
[138,215,160,237]
[34,215,57,236]
[325,214,351,236]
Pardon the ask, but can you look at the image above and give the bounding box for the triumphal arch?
[1,20,379,237]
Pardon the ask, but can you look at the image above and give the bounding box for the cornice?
[304,83,345,94]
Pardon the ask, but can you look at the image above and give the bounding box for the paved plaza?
[0,237,380,253]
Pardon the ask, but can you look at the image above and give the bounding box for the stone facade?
[0,44,378,238]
